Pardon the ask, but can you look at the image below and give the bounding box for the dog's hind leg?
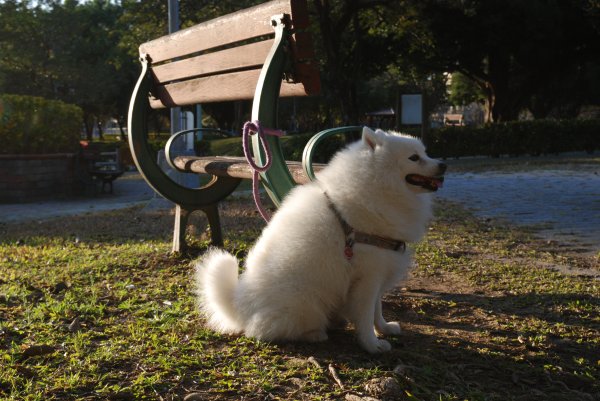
[374,298,402,336]
[244,303,329,343]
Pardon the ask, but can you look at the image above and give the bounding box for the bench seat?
[172,156,324,185]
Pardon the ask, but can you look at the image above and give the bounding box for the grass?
[1,193,599,400]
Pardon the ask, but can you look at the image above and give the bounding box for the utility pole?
[168,0,180,137]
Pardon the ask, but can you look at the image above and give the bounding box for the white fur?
[194,127,444,353]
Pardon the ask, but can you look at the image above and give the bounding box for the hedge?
[202,132,348,164]
[427,119,600,159]
[148,118,599,163]
[0,94,83,154]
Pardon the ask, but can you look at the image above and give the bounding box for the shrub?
[202,132,348,163]
[0,94,83,154]
[280,132,347,163]
[427,119,600,158]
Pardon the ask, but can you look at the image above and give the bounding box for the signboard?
[401,94,422,125]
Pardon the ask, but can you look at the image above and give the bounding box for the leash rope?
[242,120,284,222]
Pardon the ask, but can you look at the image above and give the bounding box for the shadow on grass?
[270,286,599,400]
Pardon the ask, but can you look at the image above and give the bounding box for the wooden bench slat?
[173,155,323,185]
[140,0,309,64]
[150,69,317,108]
[142,0,319,108]
[152,40,273,84]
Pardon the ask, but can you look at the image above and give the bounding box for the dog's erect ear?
[362,127,385,150]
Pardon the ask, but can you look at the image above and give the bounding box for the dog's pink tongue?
[434,178,444,189]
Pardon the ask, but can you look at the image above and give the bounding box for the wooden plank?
[173,155,324,185]
[140,0,309,64]
[150,70,260,107]
[152,32,319,83]
[152,40,273,84]
[149,69,318,108]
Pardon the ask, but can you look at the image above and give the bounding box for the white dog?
[194,127,446,353]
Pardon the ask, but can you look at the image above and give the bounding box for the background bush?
[0,94,83,154]
[427,119,600,158]
[205,133,348,164]
[146,119,598,164]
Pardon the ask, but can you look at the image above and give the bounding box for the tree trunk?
[96,120,104,140]
[83,114,94,141]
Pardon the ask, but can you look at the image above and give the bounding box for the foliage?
[205,133,347,163]
[427,118,600,158]
[309,0,404,123]
[393,0,600,122]
[0,94,82,154]
[1,0,599,133]
[0,0,135,138]
[447,72,485,107]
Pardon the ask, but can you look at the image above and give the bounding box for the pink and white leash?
[242,120,284,222]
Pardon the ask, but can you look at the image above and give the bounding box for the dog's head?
[361,127,446,194]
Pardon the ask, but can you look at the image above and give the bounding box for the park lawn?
[0,198,598,401]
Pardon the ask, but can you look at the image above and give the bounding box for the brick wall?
[0,154,76,203]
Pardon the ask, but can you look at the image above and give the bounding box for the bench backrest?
[140,0,320,109]
[444,113,464,126]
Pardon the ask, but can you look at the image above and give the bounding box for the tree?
[0,1,49,97]
[310,0,404,124]
[0,0,136,140]
[447,72,485,108]
[392,0,600,122]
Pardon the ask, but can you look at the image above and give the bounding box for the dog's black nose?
[438,162,447,174]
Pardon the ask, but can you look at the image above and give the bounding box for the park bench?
[128,0,360,251]
[79,142,124,194]
[444,113,464,126]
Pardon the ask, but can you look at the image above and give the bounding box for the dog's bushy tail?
[193,248,242,334]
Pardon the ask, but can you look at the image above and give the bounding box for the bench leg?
[172,203,224,253]
[202,203,224,247]
[101,180,113,194]
[172,205,190,253]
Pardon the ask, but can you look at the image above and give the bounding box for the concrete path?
[438,165,600,252]
[0,172,157,223]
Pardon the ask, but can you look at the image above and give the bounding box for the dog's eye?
[408,154,420,162]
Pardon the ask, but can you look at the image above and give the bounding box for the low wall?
[0,153,76,203]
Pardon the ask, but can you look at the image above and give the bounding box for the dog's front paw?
[361,338,392,353]
[377,321,402,336]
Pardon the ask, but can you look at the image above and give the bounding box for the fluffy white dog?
[194,127,446,353]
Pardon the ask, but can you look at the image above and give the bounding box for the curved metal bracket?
[302,126,363,181]
[127,56,240,210]
[164,128,232,171]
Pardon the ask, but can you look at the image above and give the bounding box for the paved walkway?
[438,164,600,252]
[0,172,157,223]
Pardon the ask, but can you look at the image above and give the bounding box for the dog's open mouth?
[405,174,445,191]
